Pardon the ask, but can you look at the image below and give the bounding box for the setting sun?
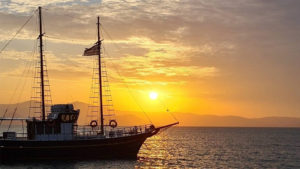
[0,1,300,167]
[149,91,158,100]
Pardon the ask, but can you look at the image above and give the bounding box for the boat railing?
[0,124,155,141]
[75,124,155,139]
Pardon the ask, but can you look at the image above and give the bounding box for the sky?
[0,0,300,120]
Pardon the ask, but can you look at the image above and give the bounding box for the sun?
[149,91,158,100]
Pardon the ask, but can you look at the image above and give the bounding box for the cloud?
[1,0,300,116]
[0,0,90,14]
[99,36,219,86]
[0,50,36,77]
[48,68,90,80]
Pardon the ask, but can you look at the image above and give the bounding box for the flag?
[83,44,99,56]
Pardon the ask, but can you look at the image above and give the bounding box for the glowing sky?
[0,0,300,118]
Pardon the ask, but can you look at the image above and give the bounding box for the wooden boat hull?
[0,131,157,163]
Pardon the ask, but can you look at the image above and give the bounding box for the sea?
[0,127,300,169]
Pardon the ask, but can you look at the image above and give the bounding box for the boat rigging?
[0,6,179,162]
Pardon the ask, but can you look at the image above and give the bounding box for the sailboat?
[0,7,178,162]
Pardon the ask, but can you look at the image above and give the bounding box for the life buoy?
[90,120,98,128]
[47,119,55,127]
[109,120,118,128]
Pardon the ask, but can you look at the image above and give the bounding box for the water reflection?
[1,127,299,168]
[138,134,171,168]
[136,127,300,168]
[137,128,190,168]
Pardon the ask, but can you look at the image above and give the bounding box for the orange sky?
[0,0,300,122]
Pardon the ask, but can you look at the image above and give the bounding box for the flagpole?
[97,16,104,135]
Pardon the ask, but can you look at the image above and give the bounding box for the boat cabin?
[26,104,79,141]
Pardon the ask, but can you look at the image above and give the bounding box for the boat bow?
[155,122,179,133]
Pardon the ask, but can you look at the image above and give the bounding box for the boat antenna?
[38,6,46,121]
[97,16,104,134]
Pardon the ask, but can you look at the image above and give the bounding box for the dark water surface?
[1,127,300,168]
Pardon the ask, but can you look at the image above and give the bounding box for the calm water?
[1,127,300,169]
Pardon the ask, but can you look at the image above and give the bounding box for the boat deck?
[0,124,155,141]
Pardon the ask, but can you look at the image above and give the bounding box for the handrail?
[0,124,156,140]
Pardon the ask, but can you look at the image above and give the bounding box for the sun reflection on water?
[1,128,299,168]
[137,134,172,168]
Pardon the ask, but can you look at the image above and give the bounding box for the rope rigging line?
[101,29,153,124]
[7,108,17,132]
[158,96,179,123]
[0,25,38,128]
[0,43,36,126]
[101,24,179,124]
[4,42,37,130]
[44,35,82,44]
[0,109,8,126]
[110,60,153,124]
[28,39,38,118]
[101,25,123,52]
[0,9,37,57]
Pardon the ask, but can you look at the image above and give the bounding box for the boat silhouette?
[0,6,178,162]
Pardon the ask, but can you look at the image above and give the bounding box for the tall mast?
[97,16,104,134]
[38,6,46,121]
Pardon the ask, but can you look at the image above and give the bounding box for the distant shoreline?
[1,101,300,127]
